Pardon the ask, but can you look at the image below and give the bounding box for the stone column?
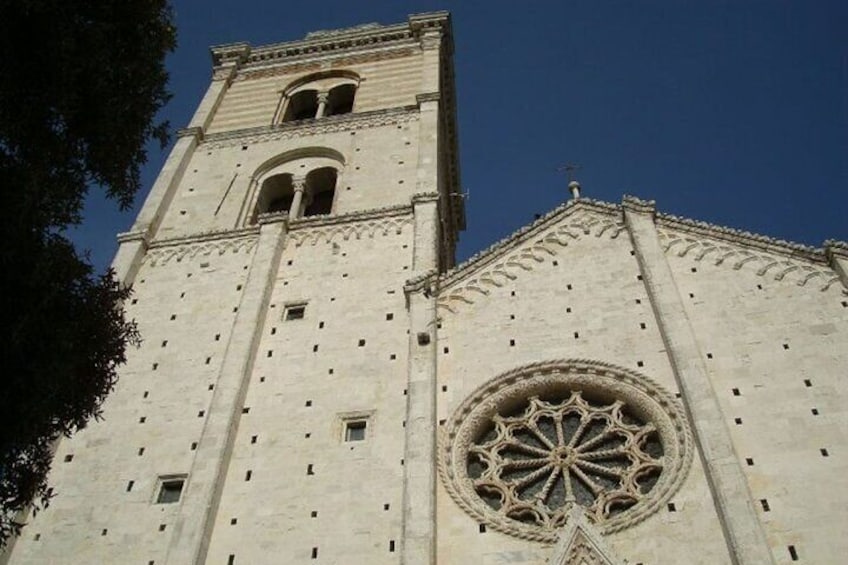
[401,194,440,565]
[623,196,774,565]
[164,217,287,565]
[289,177,307,221]
[315,91,329,118]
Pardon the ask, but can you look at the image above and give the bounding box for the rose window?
[440,361,692,542]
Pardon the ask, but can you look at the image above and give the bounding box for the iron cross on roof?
[556,163,583,200]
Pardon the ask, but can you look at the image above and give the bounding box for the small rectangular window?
[345,420,367,442]
[156,477,186,504]
[284,304,306,321]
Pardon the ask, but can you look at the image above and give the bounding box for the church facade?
[5,12,848,565]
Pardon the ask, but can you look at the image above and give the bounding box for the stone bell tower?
[6,11,462,565]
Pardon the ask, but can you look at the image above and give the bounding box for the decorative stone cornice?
[257,211,288,226]
[287,204,413,247]
[211,12,450,76]
[142,227,260,267]
[201,106,419,150]
[146,226,259,250]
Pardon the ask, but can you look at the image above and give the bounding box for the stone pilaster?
[623,196,775,565]
[824,240,848,290]
[164,218,286,565]
[401,194,440,565]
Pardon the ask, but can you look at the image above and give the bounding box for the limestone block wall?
[205,51,425,135]
[660,226,848,564]
[203,215,415,564]
[434,208,729,565]
[7,240,257,565]
[153,115,423,241]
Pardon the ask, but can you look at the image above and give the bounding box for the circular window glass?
[439,360,692,542]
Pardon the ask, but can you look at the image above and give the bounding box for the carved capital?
[116,230,149,245]
[416,92,440,108]
[176,126,204,140]
[825,239,848,261]
[621,194,656,217]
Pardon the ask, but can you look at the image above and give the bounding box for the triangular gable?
[432,199,625,314]
[548,506,625,565]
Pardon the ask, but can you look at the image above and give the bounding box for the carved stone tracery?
[439,360,692,543]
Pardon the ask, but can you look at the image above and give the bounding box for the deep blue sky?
[71,1,848,273]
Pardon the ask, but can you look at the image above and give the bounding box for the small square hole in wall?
[567,283,572,290]
[101,528,107,536]
[310,510,318,518]
[689,293,695,298]
[131,298,138,305]
[746,458,754,466]
[386,313,394,320]
[208,384,214,390]
[230,518,237,525]
[152,363,158,371]
[509,339,515,347]
[126,480,135,492]
[389,540,395,552]
[732,388,740,396]
[734,418,743,425]
[821,448,829,457]
[637,361,644,368]
[566,307,571,313]
[842,300,848,308]
[251,435,258,444]
[358,339,366,347]
[139,417,146,424]
[637,275,643,281]
[228,555,235,565]
[285,304,306,321]
[307,464,314,475]
[198,410,205,418]
[782,343,790,350]
[190,442,197,451]
[245,470,252,481]
[259,376,265,383]
[170,314,176,321]
[156,477,186,504]
[635,298,641,304]
[639,322,646,330]
[305,400,312,407]
[328,368,334,374]
[667,502,676,512]
[205,357,211,365]
[479,524,487,533]
[390,354,397,360]
[573,332,579,339]
[318,321,324,329]
[384,503,390,511]
[215,333,221,341]
[143,391,149,398]
[311,548,318,559]
[242,407,250,414]
[552,260,558,266]
[706,353,713,359]
[138,447,145,456]
[510,290,516,297]
[691,267,697,273]
[760,499,770,512]
[811,408,819,415]
[442,385,448,392]
[64,454,73,463]
[161,340,168,347]
[344,420,367,442]
[287,260,293,266]
[804,379,812,387]
[788,545,798,561]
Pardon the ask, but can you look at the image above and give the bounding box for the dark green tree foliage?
[0,0,176,545]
